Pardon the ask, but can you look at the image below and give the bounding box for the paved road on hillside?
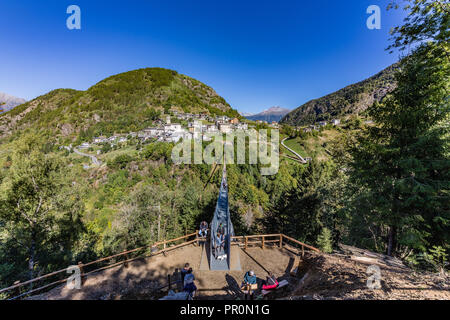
[281,138,307,164]
[73,148,102,166]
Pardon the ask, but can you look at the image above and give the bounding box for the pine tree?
[317,228,333,253]
[346,1,449,256]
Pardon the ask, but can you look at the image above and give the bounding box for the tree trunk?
[387,226,397,256]
[157,212,161,242]
[28,233,36,289]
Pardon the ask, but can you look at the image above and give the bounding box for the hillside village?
[74,112,266,151]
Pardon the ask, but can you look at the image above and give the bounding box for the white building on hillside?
[331,119,341,126]
[219,123,232,134]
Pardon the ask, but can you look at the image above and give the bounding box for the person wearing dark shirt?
[199,221,208,238]
[183,268,197,298]
[180,263,190,284]
[214,232,225,258]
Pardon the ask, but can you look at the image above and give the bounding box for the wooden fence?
[232,234,320,257]
[0,232,319,300]
[0,232,199,300]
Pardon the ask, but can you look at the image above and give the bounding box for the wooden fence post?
[279,234,283,248]
[13,281,21,298]
[168,274,171,291]
[78,261,84,285]
[262,236,265,249]
[124,253,129,268]
[302,245,305,258]
[245,237,248,250]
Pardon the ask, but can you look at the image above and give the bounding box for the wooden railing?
[232,234,320,257]
[0,232,319,300]
[0,231,199,300]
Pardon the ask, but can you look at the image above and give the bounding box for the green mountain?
[0,68,239,140]
[281,64,398,126]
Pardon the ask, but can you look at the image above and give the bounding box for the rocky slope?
[281,64,398,126]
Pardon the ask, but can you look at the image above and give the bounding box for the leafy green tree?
[345,1,449,256]
[109,154,134,169]
[263,160,336,244]
[388,0,449,56]
[0,133,84,284]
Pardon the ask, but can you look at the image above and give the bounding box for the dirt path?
[28,244,449,300]
[29,244,299,300]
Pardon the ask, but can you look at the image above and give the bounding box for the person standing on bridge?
[214,232,225,259]
[217,222,225,236]
[199,221,208,238]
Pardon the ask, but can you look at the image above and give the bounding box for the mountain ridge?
[245,106,291,123]
[0,68,239,140]
[0,92,27,113]
[281,64,399,126]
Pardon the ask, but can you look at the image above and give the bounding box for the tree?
[345,1,449,256]
[262,160,337,245]
[317,228,333,253]
[388,0,449,56]
[0,133,84,284]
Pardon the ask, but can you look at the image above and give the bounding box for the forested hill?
[281,63,398,126]
[0,68,239,140]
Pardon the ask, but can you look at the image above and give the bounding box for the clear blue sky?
[0,0,406,114]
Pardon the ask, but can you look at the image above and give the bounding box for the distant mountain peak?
[239,111,254,117]
[259,106,290,115]
[245,106,291,123]
[0,92,26,113]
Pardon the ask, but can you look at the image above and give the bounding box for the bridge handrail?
[0,231,198,298]
[0,232,319,299]
[232,233,320,253]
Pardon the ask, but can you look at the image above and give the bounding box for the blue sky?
[0,0,406,114]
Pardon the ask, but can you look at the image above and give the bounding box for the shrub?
[317,228,333,253]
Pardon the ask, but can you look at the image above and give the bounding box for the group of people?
[179,262,279,300]
[214,222,226,260]
[198,221,227,260]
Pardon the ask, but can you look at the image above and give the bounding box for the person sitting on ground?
[241,270,257,300]
[262,272,279,291]
[198,221,208,238]
[180,263,190,284]
[183,268,197,298]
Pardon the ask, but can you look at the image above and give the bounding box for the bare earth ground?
[28,243,449,300]
[290,252,450,300]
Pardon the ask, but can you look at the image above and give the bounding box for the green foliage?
[0,68,239,141]
[343,2,450,257]
[101,143,112,154]
[0,133,85,287]
[109,154,134,169]
[407,245,449,272]
[317,228,333,253]
[141,142,174,163]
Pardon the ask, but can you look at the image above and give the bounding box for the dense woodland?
[0,0,448,297]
